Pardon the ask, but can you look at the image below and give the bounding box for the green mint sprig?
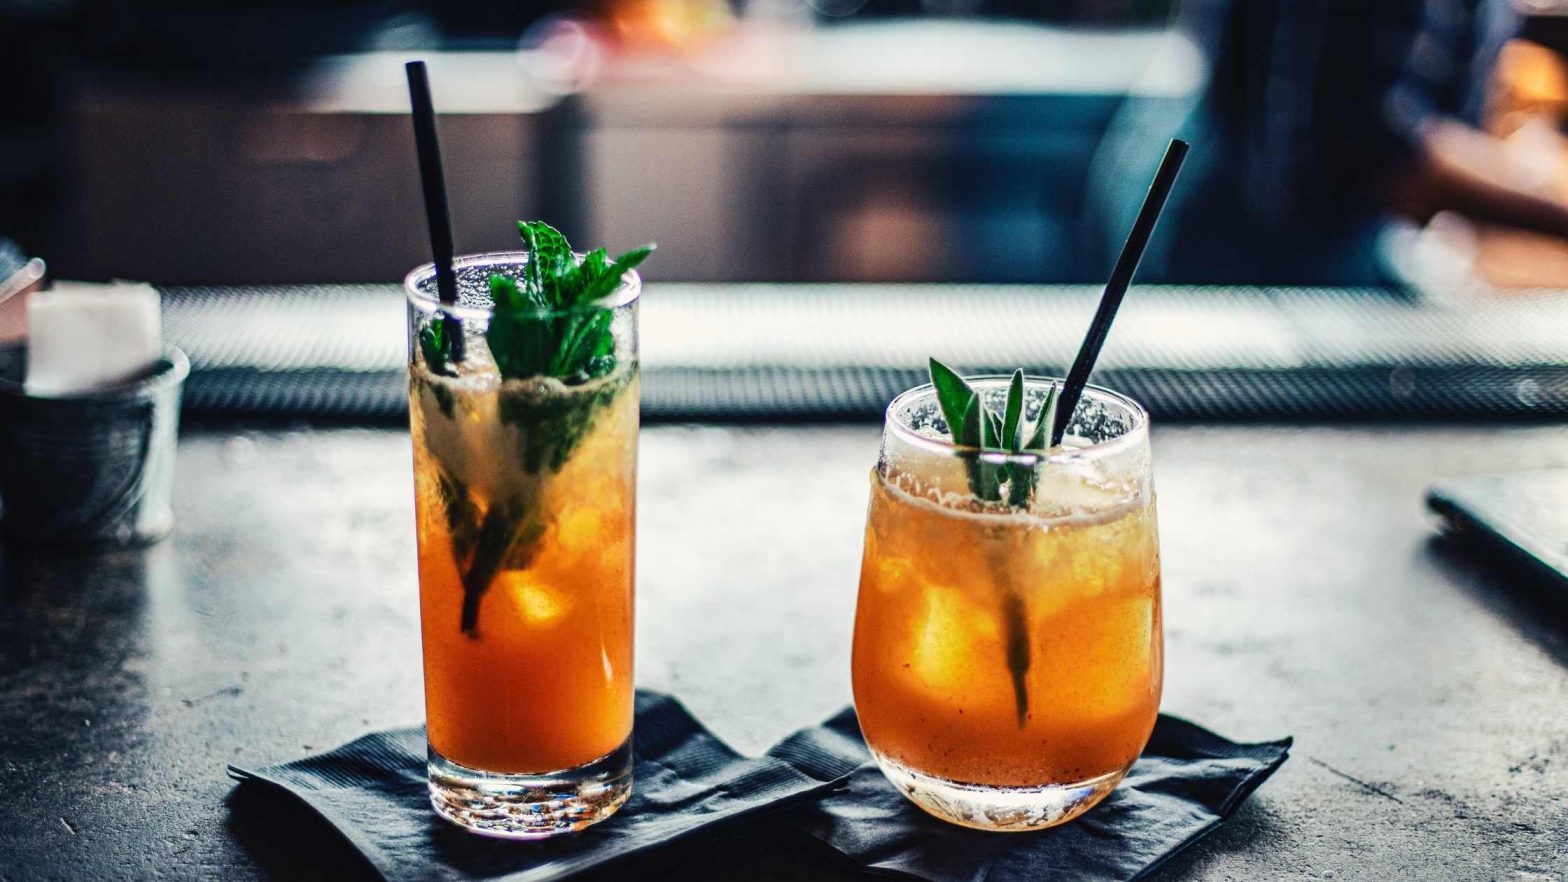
[928,359,1059,508]
[417,220,653,384]
[419,318,458,377]
[487,221,652,384]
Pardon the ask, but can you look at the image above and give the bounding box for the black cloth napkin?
[786,708,1292,882]
[229,692,1290,882]
[227,690,864,882]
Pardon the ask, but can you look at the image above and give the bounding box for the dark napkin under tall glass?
[227,691,865,882]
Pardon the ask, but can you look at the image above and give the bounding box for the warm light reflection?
[1492,40,1568,134]
[609,0,736,51]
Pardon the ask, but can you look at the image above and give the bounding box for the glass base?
[871,751,1130,832]
[428,738,633,840]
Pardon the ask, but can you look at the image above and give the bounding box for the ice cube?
[502,571,571,626]
[908,581,1008,705]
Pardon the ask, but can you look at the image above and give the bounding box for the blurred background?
[8,0,1568,292]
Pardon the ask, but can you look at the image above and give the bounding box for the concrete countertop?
[0,422,1565,879]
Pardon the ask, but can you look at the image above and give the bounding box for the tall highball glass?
[405,252,638,839]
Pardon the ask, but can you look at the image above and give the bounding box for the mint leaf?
[518,220,571,308]
[549,309,616,381]
[486,222,654,386]
[489,273,525,310]
[572,248,611,300]
[486,307,554,380]
[419,321,456,377]
[596,245,654,299]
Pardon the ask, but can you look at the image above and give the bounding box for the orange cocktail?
[410,375,637,775]
[405,250,640,839]
[852,378,1161,831]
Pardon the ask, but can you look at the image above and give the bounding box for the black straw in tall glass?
[405,60,465,361]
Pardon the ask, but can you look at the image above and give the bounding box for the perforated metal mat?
[161,284,1568,422]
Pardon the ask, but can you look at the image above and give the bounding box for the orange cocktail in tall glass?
[853,377,1161,831]
[405,248,640,839]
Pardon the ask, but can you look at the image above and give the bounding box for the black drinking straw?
[405,60,464,361]
[1051,139,1188,446]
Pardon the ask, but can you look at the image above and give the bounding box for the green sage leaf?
[929,358,977,445]
[1025,384,1060,451]
[1002,369,1024,451]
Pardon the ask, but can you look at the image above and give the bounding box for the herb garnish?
[928,358,1061,727]
[418,221,653,384]
[928,359,1059,509]
[418,221,652,637]
[419,319,458,377]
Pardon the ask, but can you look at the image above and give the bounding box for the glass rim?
[0,344,190,401]
[403,250,642,320]
[884,375,1150,465]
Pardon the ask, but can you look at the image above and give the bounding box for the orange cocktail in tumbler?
[405,234,646,839]
[852,376,1161,831]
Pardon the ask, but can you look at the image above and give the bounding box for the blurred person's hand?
[1389,117,1568,241]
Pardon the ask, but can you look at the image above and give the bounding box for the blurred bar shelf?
[162,283,1568,422]
[61,22,1200,285]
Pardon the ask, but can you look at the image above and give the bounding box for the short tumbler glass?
[851,377,1162,831]
[405,252,638,838]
